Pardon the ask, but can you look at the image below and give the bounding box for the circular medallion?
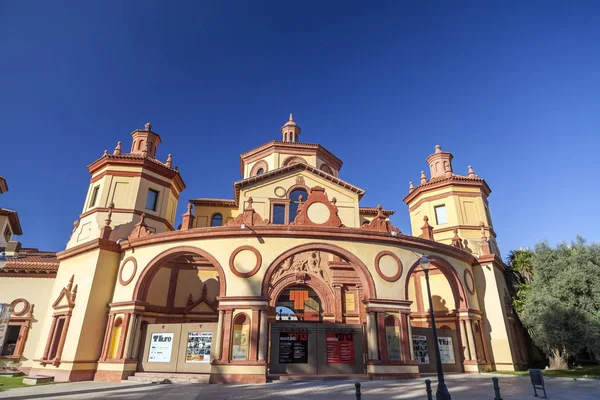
[119,257,138,286]
[229,246,262,278]
[374,251,403,282]
[274,186,286,198]
[464,268,476,294]
[306,202,331,224]
[10,298,30,316]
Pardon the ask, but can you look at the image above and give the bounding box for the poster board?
[148,333,174,362]
[232,323,250,360]
[185,332,212,363]
[326,332,355,364]
[438,337,455,364]
[386,325,401,360]
[412,335,430,364]
[279,331,308,363]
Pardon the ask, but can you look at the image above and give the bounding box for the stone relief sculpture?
[271,251,330,284]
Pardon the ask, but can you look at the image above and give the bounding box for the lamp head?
[419,256,431,272]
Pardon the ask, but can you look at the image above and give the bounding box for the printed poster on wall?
[148,333,174,363]
[412,335,430,364]
[385,326,401,360]
[185,332,212,363]
[438,337,455,364]
[0,304,11,356]
[279,331,308,363]
[326,332,354,364]
[232,323,250,360]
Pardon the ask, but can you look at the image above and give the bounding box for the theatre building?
[0,116,526,383]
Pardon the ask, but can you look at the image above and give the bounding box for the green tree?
[520,237,600,369]
[505,248,534,316]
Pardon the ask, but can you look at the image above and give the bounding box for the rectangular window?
[48,317,66,360]
[89,185,100,208]
[1,325,21,356]
[273,204,285,225]
[434,205,448,225]
[145,189,159,211]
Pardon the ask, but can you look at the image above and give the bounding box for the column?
[366,312,379,360]
[333,285,343,323]
[407,315,414,360]
[460,319,472,360]
[219,310,233,361]
[400,313,411,361]
[214,310,224,361]
[123,313,139,359]
[466,319,478,361]
[116,313,131,359]
[258,310,268,361]
[249,310,260,360]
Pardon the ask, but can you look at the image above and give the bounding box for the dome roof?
[282,113,297,128]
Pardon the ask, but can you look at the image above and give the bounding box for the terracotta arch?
[404,255,469,310]
[133,245,226,302]
[262,243,376,300]
[250,160,268,177]
[268,272,335,315]
[282,156,307,167]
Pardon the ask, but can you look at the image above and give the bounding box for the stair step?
[127,372,210,384]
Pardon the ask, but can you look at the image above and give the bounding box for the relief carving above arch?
[271,251,330,285]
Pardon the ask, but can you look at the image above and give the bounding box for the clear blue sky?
[1,1,599,258]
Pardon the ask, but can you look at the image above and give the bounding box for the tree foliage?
[517,237,600,369]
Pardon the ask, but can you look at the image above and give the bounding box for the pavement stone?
[0,374,599,399]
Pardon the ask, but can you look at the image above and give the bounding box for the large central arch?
[261,242,376,300]
[132,245,227,302]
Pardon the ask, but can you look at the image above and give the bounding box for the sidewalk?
[0,373,598,399]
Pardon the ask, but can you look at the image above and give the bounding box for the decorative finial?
[247,197,253,208]
[113,141,122,155]
[480,221,491,255]
[67,275,74,291]
[166,154,172,168]
[103,150,108,156]
[186,202,192,213]
[142,141,149,158]
[468,165,475,178]
[145,122,152,131]
[435,145,442,153]
[409,181,414,192]
[289,113,293,121]
[420,171,427,184]
[444,163,452,178]
[480,221,486,235]
[298,195,303,204]
[421,216,434,240]
[331,197,337,205]
[140,213,147,224]
[105,203,114,226]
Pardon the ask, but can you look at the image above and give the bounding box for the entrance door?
[140,322,217,373]
[411,326,461,373]
[270,322,365,375]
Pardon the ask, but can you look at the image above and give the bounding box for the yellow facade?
[0,117,525,383]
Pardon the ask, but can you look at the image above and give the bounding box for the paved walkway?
[1,374,599,399]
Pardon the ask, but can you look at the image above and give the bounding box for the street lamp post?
[420,256,451,400]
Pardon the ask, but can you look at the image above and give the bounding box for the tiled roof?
[1,248,58,274]
[0,208,23,235]
[359,207,395,216]
[87,153,177,173]
[190,198,237,207]
[403,173,491,204]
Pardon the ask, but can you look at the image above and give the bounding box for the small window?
[434,205,448,225]
[89,185,100,208]
[211,213,223,227]
[273,205,285,225]
[145,189,159,211]
[256,168,265,175]
[1,326,21,356]
[4,225,11,242]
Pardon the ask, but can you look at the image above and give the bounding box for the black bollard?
[355,382,361,400]
[425,379,433,400]
[492,377,503,400]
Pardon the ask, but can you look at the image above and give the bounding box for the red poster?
[326,332,355,364]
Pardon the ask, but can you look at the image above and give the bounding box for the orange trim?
[374,251,403,282]
[403,177,491,205]
[407,191,487,212]
[229,246,262,279]
[79,208,175,231]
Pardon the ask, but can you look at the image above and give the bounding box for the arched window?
[385,315,401,360]
[211,213,223,227]
[231,313,250,361]
[288,189,308,222]
[138,140,144,151]
[108,317,123,359]
[256,168,265,175]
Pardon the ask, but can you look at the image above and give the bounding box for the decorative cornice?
[361,205,400,234]
[359,207,395,216]
[403,175,491,205]
[56,239,120,261]
[190,198,237,207]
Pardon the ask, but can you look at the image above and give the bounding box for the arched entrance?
[101,246,226,376]
[405,256,486,373]
[264,245,372,377]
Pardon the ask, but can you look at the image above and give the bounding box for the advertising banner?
[326,332,354,364]
[279,331,308,364]
[148,333,174,363]
[185,332,212,363]
[438,337,455,364]
[412,335,430,364]
[0,304,11,356]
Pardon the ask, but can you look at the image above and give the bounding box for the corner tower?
[67,123,185,249]
[403,145,499,256]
